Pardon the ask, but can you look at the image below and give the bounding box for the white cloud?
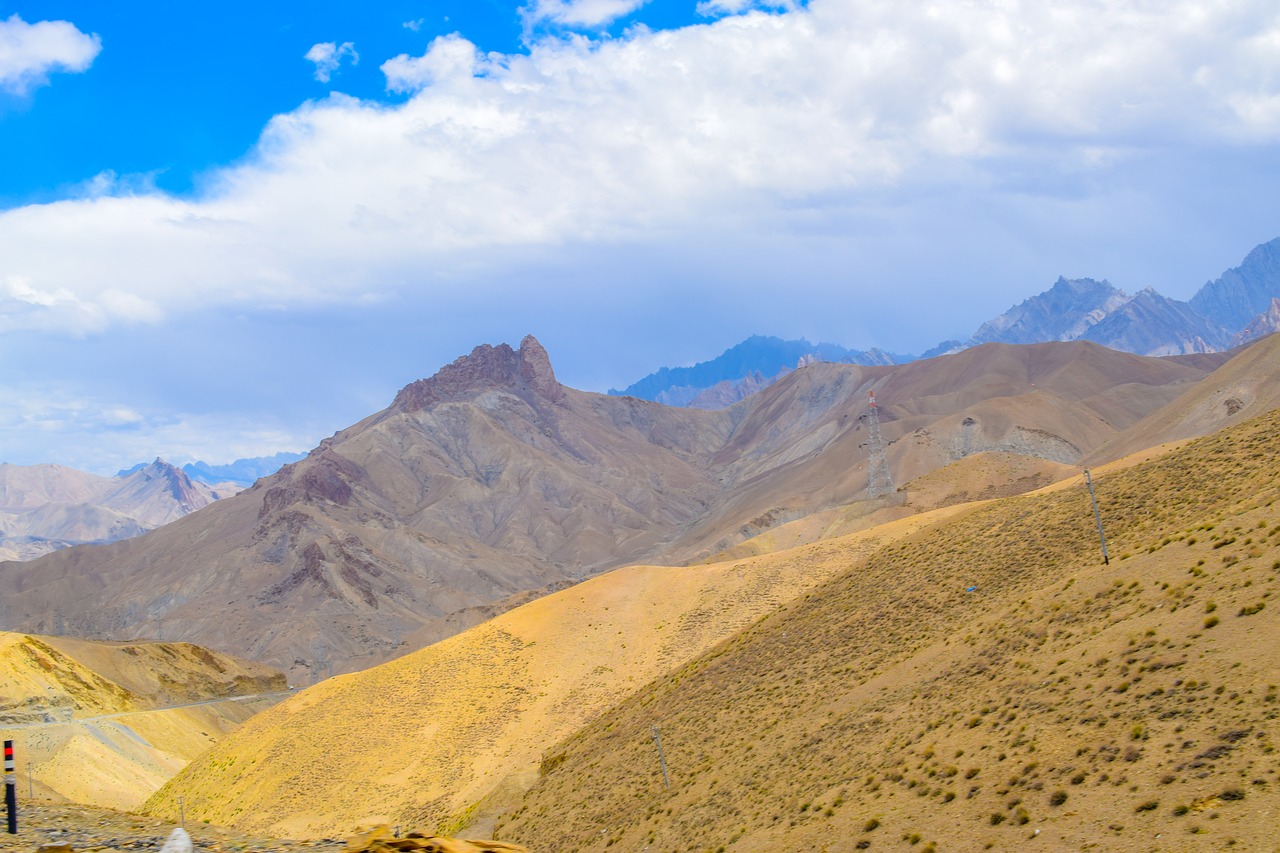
[381,34,483,93]
[403,19,426,32]
[305,41,358,83]
[0,13,100,95]
[0,383,315,474]
[522,0,649,29]
[1,0,1279,345]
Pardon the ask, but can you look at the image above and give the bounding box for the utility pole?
[1083,469,1109,565]
[651,725,670,790]
[865,390,894,499]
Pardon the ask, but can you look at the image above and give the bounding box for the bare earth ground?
[0,803,344,853]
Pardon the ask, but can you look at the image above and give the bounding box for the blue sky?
[2,0,1279,473]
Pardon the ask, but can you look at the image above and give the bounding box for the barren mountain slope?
[663,340,1220,561]
[0,339,1234,676]
[143,504,973,839]
[1087,331,1280,463]
[497,406,1280,852]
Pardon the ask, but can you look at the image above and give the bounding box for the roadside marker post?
[5,739,16,834]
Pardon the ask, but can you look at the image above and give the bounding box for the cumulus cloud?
[0,13,101,95]
[2,0,1279,344]
[305,40,358,83]
[522,0,649,29]
[381,34,483,93]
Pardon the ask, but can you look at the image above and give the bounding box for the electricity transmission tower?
[865,390,894,499]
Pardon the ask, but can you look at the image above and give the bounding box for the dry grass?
[143,505,981,840]
[495,406,1280,851]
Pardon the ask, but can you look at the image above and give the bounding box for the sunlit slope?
[13,699,281,811]
[143,505,972,839]
[0,634,286,811]
[707,451,1080,563]
[498,407,1280,852]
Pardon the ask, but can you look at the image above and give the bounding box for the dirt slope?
[497,406,1280,852]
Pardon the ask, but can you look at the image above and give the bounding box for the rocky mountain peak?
[393,335,563,413]
[1233,296,1280,347]
[968,276,1130,346]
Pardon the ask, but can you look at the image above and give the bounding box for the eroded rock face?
[393,335,562,412]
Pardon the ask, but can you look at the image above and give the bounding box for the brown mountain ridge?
[0,335,1259,678]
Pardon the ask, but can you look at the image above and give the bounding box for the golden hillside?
[143,504,974,839]
[0,634,286,811]
[496,406,1280,851]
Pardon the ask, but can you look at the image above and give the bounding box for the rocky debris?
[343,827,526,853]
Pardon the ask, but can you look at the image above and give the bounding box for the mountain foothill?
[1,238,1279,850]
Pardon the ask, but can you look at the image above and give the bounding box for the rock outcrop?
[392,335,562,412]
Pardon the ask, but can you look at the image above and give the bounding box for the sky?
[1,0,1278,474]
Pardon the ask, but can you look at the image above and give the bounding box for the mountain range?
[0,459,234,561]
[2,330,1271,681]
[617,236,1280,406]
[118,452,307,489]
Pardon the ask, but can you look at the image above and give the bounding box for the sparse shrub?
[1071,772,1086,785]
[1238,602,1265,616]
[863,817,880,832]
[1205,616,1220,629]
[1135,800,1159,812]
[989,813,1006,825]
[1173,805,1189,816]
[1221,788,1245,801]
[1049,790,1068,806]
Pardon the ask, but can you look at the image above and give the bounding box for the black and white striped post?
[4,739,16,834]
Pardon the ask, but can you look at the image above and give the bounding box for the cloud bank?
[3,0,1275,336]
[0,13,101,95]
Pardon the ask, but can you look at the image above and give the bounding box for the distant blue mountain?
[609,335,898,405]
[611,237,1280,410]
[118,451,305,488]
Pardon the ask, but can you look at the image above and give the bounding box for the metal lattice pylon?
[865,390,894,498]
